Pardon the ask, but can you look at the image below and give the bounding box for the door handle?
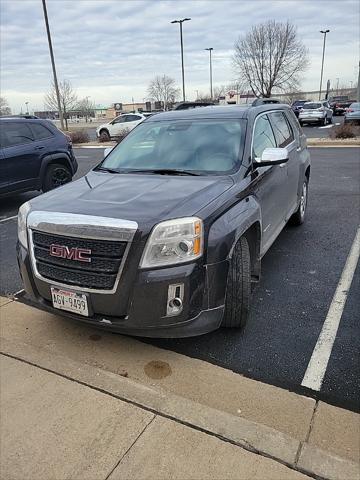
[34,146,45,150]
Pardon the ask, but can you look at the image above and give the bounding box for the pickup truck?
[17,103,310,338]
[328,96,357,115]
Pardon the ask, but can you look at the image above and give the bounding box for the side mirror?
[104,147,114,158]
[256,147,289,166]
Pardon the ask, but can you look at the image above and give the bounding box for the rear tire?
[222,237,251,329]
[289,178,308,226]
[42,164,72,192]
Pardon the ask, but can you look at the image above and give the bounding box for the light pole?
[25,102,29,115]
[336,78,339,94]
[42,0,64,130]
[205,48,213,99]
[171,18,191,102]
[319,29,330,100]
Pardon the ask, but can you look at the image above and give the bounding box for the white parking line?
[301,227,360,391]
[0,215,17,223]
[318,124,334,129]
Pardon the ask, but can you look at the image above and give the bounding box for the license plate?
[51,287,89,317]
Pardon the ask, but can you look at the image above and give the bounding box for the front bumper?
[17,242,227,338]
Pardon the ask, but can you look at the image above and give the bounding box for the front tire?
[289,178,308,226]
[222,237,251,329]
[42,164,72,192]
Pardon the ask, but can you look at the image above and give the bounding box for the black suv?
[17,103,310,337]
[0,117,77,196]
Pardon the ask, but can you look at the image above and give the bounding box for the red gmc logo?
[49,244,92,263]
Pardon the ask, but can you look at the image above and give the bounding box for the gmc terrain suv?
[0,117,77,196]
[17,102,310,337]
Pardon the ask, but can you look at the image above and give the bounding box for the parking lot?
[0,145,359,414]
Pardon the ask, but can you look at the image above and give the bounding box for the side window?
[125,115,142,122]
[1,122,34,147]
[30,123,53,140]
[252,114,276,159]
[269,112,294,148]
[113,116,125,124]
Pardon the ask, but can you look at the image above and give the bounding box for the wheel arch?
[39,153,73,186]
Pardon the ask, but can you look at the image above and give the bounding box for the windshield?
[303,103,322,110]
[293,101,306,106]
[97,118,245,175]
[349,103,360,110]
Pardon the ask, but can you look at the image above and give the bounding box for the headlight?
[140,217,203,268]
[18,201,31,248]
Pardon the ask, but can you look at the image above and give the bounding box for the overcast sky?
[1,0,359,113]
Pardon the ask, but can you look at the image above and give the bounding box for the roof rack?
[251,98,281,106]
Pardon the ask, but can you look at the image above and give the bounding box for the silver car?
[299,101,333,126]
[344,103,360,125]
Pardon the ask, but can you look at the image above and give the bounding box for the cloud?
[1,0,359,112]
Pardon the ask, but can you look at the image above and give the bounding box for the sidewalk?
[0,297,359,480]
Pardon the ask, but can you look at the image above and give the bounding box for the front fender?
[206,196,261,264]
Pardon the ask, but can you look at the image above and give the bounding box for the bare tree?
[45,79,77,129]
[76,97,95,122]
[147,75,180,109]
[0,96,11,116]
[233,21,309,98]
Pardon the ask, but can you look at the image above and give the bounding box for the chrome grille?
[32,231,127,290]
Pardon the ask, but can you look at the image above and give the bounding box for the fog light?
[167,284,184,316]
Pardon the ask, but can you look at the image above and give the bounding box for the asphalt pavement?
[0,145,359,413]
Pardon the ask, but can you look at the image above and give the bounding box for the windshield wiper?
[95,166,122,174]
[125,169,200,176]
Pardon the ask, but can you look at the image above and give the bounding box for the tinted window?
[269,112,294,148]
[303,103,321,109]
[99,119,245,175]
[113,116,125,124]
[30,123,53,140]
[1,122,34,147]
[125,115,142,122]
[252,115,276,159]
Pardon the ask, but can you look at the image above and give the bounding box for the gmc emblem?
[49,244,92,263]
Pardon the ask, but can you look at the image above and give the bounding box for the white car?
[96,113,152,140]
[298,101,333,126]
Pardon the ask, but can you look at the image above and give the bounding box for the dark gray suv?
[0,117,77,196]
[17,103,310,337]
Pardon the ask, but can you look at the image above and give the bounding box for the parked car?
[0,117,77,196]
[298,101,333,126]
[291,99,310,117]
[328,96,356,116]
[344,102,360,124]
[17,102,310,338]
[96,113,149,140]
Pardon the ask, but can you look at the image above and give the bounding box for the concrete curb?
[1,336,358,480]
[307,138,359,147]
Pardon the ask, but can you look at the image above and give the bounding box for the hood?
[29,170,234,230]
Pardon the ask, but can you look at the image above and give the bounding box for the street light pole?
[171,18,191,102]
[42,0,64,130]
[25,102,29,115]
[205,48,213,99]
[319,29,330,100]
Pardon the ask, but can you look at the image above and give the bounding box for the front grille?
[32,231,127,290]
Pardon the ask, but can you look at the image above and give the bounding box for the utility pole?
[319,29,330,100]
[336,78,339,94]
[42,0,64,130]
[205,48,213,99]
[171,18,191,102]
